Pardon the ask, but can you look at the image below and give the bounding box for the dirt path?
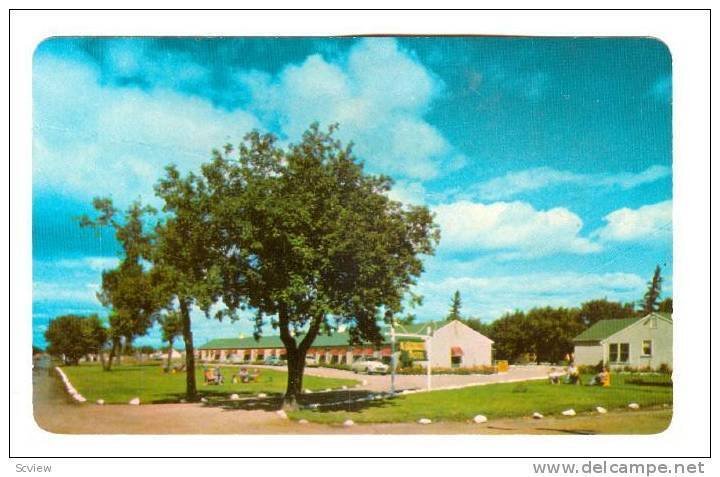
[33,358,670,435]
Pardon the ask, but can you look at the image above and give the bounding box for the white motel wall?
[574,313,673,369]
[428,320,494,368]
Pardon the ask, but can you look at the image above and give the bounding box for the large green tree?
[578,298,637,327]
[152,164,235,401]
[44,314,107,365]
[202,124,439,409]
[80,199,164,371]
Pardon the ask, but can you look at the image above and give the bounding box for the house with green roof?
[197,319,493,368]
[573,312,672,369]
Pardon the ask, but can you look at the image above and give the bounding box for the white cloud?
[473,165,671,200]
[386,180,427,205]
[55,256,120,271]
[432,200,601,258]
[416,272,646,320]
[33,55,260,204]
[241,38,456,180]
[595,200,672,242]
[33,281,100,304]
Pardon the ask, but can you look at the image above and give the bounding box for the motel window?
[451,356,462,368]
[608,343,618,362]
[619,343,630,362]
[642,340,652,356]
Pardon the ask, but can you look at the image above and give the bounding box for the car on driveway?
[263,355,285,366]
[351,357,389,375]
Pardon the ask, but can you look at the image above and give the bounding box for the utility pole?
[390,319,396,395]
[426,326,432,391]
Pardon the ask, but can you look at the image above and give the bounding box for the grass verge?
[289,374,672,425]
[61,363,359,404]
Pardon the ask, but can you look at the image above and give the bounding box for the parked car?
[351,357,389,375]
[263,355,285,366]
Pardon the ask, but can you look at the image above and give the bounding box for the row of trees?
[448,266,672,364]
[56,124,438,409]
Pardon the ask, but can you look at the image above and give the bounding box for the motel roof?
[199,326,428,350]
[573,312,672,343]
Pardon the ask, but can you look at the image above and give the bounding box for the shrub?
[658,363,673,374]
[396,365,497,375]
[319,363,352,372]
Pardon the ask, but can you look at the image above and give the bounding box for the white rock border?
[55,366,88,404]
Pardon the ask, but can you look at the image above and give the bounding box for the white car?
[351,357,389,375]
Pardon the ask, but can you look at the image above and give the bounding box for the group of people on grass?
[548,363,610,387]
[203,366,261,385]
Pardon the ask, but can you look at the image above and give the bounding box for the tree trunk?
[278,305,322,411]
[98,346,107,370]
[105,338,119,371]
[166,339,174,371]
[180,299,198,401]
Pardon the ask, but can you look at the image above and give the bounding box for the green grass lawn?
[61,363,359,404]
[290,374,673,424]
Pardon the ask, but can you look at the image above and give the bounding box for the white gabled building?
[573,312,673,369]
[397,320,494,368]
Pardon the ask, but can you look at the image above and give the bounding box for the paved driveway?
[250,364,553,392]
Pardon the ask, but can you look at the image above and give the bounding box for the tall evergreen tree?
[642,265,663,313]
[447,290,462,321]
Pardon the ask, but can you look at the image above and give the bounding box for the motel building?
[198,319,494,369]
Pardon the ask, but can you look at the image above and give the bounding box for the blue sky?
[32,37,672,349]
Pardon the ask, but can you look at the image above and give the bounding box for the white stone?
[276,410,288,419]
[298,419,309,425]
[325,388,332,392]
[341,386,348,390]
[179,399,187,403]
[304,389,313,394]
[230,394,240,401]
[257,393,267,398]
[374,395,383,401]
[628,403,640,410]
[96,399,105,405]
[308,403,319,409]
[561,409,576,416]
[532,412,543,419]
[200,397,208,403]
[343,419,355,427]
[473,414,488,423]
[596,406,607,414]
[418,418,432,425]
[129,397,140,405]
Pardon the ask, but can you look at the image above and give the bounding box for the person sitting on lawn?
[213,366,225,385]
[589,367,611,387]
[232,367,249,384]
[565,363,580,385]
[203,367,217,385]
[548,367,562,384]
